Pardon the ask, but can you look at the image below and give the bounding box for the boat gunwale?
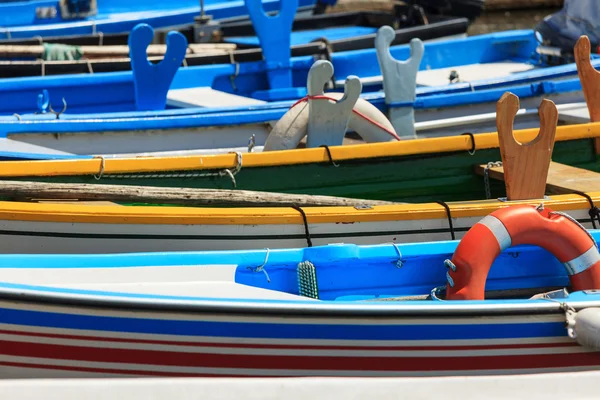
[0,284,594,317]
[0,122,596,176]
[0,192,597,225]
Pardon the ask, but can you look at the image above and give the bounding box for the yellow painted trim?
[0,193,598,225]
[0,122,599,176]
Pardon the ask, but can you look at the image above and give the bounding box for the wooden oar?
[0,43,237,59]
[0,180,396,208]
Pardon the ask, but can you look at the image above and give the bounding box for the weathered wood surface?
[474,161,600,194]
[0,43,236,59]
[495,92,558,200]
[0,180,395,207]
[574,35,600,154]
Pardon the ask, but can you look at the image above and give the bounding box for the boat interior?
[0,237,588,303]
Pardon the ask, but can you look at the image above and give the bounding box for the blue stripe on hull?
[0,307,567,340]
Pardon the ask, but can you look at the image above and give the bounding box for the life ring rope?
[289,95,402,141]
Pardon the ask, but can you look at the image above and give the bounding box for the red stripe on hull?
[1,340,600,372]
[0,329,579,351]
[0,361,262,377]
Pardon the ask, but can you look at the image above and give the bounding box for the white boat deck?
[1,264,312,301]
[336,61,536,87]
[167,87,268,108]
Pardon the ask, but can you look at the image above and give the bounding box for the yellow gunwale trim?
[0,122,599,177]
[0,193,598,225]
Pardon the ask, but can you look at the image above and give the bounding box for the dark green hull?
[10,138,600,204]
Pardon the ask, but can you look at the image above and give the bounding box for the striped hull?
[1,301,600,378]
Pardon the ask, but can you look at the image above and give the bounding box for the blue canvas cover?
[535,0,600,51]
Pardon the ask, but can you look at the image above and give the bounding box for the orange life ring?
[446,204,600,300]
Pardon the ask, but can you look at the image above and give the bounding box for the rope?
[391,243,403,268]
[435,201,456,240]
[548,211,599,251]
[570,191,600,229]
[292,205,313,247]
[101,152,243,187]
[42,43,83,61]
[229,52,239,92]
[443,259,457,288]
[246,248,271,282]
[93,156,105,180]
[319,145,339,167]
[289,95,401,141]
[461,132,476,155]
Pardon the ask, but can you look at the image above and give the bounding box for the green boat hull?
[9,138,599,204]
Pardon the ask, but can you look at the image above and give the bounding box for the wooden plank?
[0,43,237,59]
[495,92,558,200]
[474,161,600,194]
[574,36,600,154]
[0,180,396,208]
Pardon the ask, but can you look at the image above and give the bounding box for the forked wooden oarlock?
[306,60,361,148]
[375,25,423,139]
[575,35,600,153]
[496,92,558,201]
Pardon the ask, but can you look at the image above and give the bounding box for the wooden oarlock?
[494,92,558,201]
[574,35,600,153]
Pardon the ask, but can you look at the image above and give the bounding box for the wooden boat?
[0,10,469,77]
[0,0,318,40]
[1,205,600,377]
[0,92,599,254]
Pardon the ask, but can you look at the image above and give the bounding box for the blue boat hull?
[0,0,318,39]
[0,30,557,115]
